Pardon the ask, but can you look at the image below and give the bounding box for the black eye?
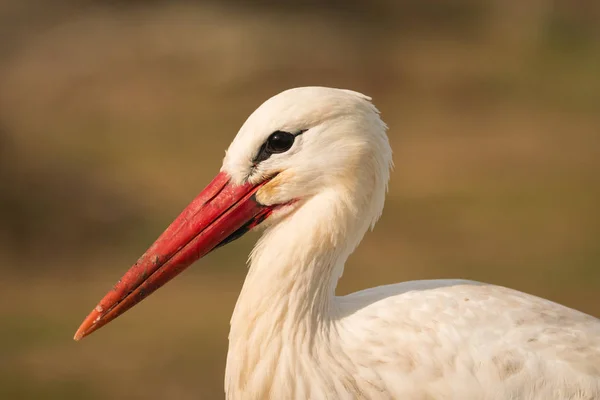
[266,131,295,153]
[253,129,306,164]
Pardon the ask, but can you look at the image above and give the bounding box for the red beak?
[74,171,271,341]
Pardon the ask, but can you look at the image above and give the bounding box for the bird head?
[74,87,392,340]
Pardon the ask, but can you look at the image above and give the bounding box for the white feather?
[218,87,600,399]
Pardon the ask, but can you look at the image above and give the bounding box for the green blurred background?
[0,0,599,398]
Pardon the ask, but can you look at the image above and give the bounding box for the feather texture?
[219,87,600,399]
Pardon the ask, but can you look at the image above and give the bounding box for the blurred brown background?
[0,0,599,398]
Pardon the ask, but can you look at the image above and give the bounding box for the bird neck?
[232,189,365,330]
[225,189,372,396]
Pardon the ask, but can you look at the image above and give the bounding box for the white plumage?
[75,86,600,399]
[221,87,600,399]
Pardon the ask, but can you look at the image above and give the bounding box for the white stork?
[75,87,600,399]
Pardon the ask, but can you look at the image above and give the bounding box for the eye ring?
[253,129,307,164]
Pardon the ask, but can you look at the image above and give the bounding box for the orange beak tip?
[73,308,103,341]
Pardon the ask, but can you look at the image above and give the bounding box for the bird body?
[75,87,600,399]
[229,278,600,399]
